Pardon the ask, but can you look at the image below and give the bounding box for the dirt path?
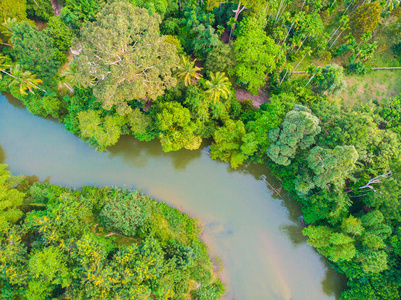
[235,88,269,108]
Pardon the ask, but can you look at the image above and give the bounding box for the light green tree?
[303,226,357,262]
[233,16,280,94]
[210,119,256,168]
[27,246,71,300]
[73,1,179,114]
[155,102,202,152]
[0,164,25,233]
[78,110,125,151]
[127,108,156,142]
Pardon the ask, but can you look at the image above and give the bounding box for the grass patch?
[336,70,401,104]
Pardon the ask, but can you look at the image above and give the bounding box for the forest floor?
[235,88,270,107]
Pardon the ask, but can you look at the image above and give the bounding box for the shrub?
[99,189,152,236]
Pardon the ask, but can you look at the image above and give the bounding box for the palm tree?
[60,64,79,93]
[0,55,13,78]
[1,18,18,46]
[8,64,43,95]
[176,56,202,86]
[205,72,232,103]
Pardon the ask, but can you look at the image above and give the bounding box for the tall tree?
[155,102,201,152]
[267,105,321,166]
[73,1,179,114]
[233,16,280,94]
[10,21,61,84]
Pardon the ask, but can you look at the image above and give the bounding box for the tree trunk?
[229,1,246,42]
[305,73,316,87]
[292,52,308,74]
[279,69,289,87]
[329,30,345,49]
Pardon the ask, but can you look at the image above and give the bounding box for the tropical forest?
[1,0,401,299]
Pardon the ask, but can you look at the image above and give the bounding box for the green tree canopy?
[311,64,347,96]
[0,182,225,299]
[306,145,359,190]
[78,110,125,151]
[0,164,25,233]
[267,105,321,166]
[0,0,27,23]
[10,21,61,84]
[350,2,381,39]
[210,119,255,169]
[73,1,179,114]
[233,16,280,94]
[204,44,236,77]
[155,101,202,152]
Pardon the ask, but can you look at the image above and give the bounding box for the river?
[0,95,346,300]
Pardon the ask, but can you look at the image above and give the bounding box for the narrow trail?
[235,88,270,108]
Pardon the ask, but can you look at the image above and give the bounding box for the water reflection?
[321,258,348,299]
[108,136,202,170]
[279,224,307,248]
[2,92,25,109]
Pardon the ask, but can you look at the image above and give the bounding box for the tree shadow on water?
[1,92,25,110]
[279,224,307,249]
[107,135,202,170]
[320,256,348,299]
[0,145,6,164]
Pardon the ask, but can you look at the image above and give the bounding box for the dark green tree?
[267,105,321,166]
[99,189,152,236]
[10,21,61,84]
[310,64,346,96]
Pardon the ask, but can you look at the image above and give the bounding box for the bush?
[347,61,368,75]
[392,42,401,57]
[46,16,75,52]
[99,189,152,236]
[195,282,225,300]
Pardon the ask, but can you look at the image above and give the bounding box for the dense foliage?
[1,0,401,298]
[0,164,224,299]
